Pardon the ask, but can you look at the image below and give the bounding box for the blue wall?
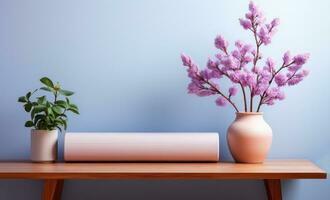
[0,0,329,199]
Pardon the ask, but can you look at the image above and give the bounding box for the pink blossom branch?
[200,76,239,112]
[238,56,248,112]
[283,70,298,85]
[250,22,262,112]
[215,62,247,112]
[232,57,248,112]
[256,61,295,111]
[181,2,309,112]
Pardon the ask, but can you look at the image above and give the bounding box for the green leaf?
[31,108,36,119]
[68,107,79,114]
[18,96,27,103]
[61,119,67,130]
[65,97,70,104]
[33,105,47,113]
[26,92,32,99]
[36,119,46,130]
[56,126,62,133]
[47,107,54,116]
[25,121,34,127]
[40,87,52,92]
[37,96,46,104]
[52,106,63,115]
[55,100,67,109]
[46,101,50,107]
[24,103,32,112]
[59,89,74,96]
[59,113,67,118]
[69,103,78,110]
[40,77,54,88]
[33,114,45,125]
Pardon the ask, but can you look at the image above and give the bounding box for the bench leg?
[43,179,64,200]
[264,179,282,200]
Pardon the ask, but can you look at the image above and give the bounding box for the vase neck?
[235,112,263,120]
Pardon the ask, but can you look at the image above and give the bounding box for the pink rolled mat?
[64,132,219,161]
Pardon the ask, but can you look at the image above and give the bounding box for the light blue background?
[0,0,329,199]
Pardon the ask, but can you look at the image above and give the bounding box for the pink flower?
[259,69,272,82]
[253,81,268,96]
[264,58,275,73]
[209,80,220,90]
[240,71,256,87]
[245,13,253,20]
[302,69,309,76]
[271,18,280,27]
[243,55,253,63]
[186,63,199,78]
[241,44,253,55]
[207,58,218,69]
[187,82,200,94]
[181,53,192,66]
[275,73,287,86]
[255,11,266,25]
[229,86,238,97]
[258,26,272,45]
[229,71,241,83]
[239,18,252,30]
[286,69,309,86]
[252,66,261,74]
[246,1,265,26]
[231,50,240,60]
[282,51,291,65]
[215,97,227,106]
[293,53,310,65]
[215,35,229,52]
[235,40,243,48]
[267,87,283,98]
[288,65,302,72]
[215,53,223,60]
[196,90,216,97]
[200,69,212,80]
[220,56,238,70]
[262,87,285,105]
[287,77,303,86]
[209,70,222,79]
[248,1,261,17]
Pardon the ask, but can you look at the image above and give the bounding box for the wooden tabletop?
[0,160,326,180]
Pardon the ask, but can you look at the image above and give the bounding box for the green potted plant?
[18,77,79,162]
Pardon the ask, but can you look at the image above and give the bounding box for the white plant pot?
[31,129,58,162]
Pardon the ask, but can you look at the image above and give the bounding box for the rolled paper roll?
[64,132,219,162]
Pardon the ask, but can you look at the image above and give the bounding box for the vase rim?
[236,112,263,115]
[31,129,58,133]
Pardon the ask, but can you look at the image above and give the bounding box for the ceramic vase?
[31,129,58,162]
[227,112,272,163]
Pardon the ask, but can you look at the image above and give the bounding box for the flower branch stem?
[204,79,239,112]
[192,68,240,112]
[240,83,248,112]
[250,90,253,112]
[256,61,295,111]
[251,23,261,112]
[215,66,245,112]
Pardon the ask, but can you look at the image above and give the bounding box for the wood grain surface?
[0,160,326,180]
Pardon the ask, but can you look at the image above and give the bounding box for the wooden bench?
[0,160,326,200]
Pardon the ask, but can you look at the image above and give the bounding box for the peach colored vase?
[227,112,272,163]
